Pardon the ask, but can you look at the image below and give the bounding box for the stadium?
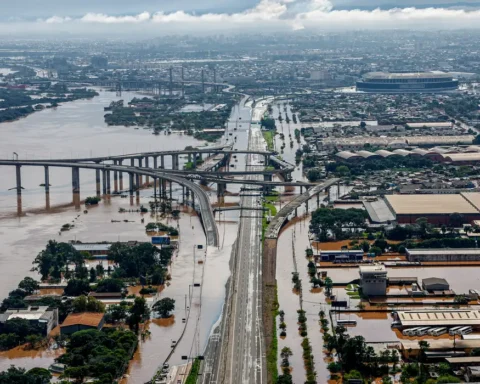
[356,72,459,93]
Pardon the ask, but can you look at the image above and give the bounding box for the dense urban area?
[3,24,480,384]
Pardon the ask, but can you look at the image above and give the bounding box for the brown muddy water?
[0,89,240,382]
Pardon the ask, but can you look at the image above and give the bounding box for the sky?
[3,0,480,36]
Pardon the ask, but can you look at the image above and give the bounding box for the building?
[72,243,111,257]
[359,264,387,296]
[422,277,450,291]
[384,194,480,225]
[88,292,123,300]
[356,72,459,93]
[396,309,480,329]
[406,248,480,262]
[318,250,363,262]
[402,339,480,359]
[0,306,58,335]
[60,312,106,335]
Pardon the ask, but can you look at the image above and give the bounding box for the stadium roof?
[336,151,361,160]
[407,248,480,256]
[385,194,479,215]
[461,192,480,211]
[363,72,453,80]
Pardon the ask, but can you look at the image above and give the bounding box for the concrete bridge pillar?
[138,158,143,185]
[16,165,22,216]
[44,165,50,210]
[169,182,172,201]
[130,158,135,167]
[106,170,111,195]
[144,157,150,185]
[102,170,107,195]
[193,153,197,169]
[129,173,134,198]
[172,154,179,170]
[317,193,320,208]
[265,154,270,166]
[135,174,140,198]
[160,155,165,169]
[192,192,195,210]
[153,178,157,201]
[95,169,101,196]
[217,182,227,197]
[72,167,80,209]
[153,156,158,169]
[182,186,185,204]
[113,161,118,193]
[118,160,124,190]
[188,153,192,164]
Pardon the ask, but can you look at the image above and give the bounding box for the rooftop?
[364,72,453,80]
[385,194,479,215]
[61,312,105,328]
[397,309,480,327]
[359,264,387,273]
[407,248,480,256]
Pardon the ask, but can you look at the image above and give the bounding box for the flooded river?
[0,88,239,382]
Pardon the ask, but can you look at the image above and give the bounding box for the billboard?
[151,236,171,245]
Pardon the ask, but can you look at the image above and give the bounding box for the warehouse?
[402,339,480,359]
[317,249,363,262]
[395,309,480,328]
[384,194,480,225]
[406,248,480,262]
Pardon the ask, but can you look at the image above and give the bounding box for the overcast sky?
[3,0,480,36]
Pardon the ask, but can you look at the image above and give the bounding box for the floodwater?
[0,87,239,381]
[0,88,204,213]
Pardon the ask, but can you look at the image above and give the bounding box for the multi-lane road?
[199,98,270,384]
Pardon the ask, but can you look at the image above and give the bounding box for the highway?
[226,122,266,384]
[199,99,268,384]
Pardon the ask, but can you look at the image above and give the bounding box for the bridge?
[0,160,219,247]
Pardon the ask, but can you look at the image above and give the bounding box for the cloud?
[44,16,72,24]
[21,0,480,33]
[80,11,151,23]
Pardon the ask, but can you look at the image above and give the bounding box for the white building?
[359,264,387,296]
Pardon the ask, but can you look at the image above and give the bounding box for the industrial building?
[402,339,480,359]
[356,72,459,93]
[406,248,480,262]
[395,309,480,328]
[422,277,450,292]
[384,194,480,225]
[359,264,387,296]
[60,312,106,335]
[318,249,363,262]
[0,306,59,335]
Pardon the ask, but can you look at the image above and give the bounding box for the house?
[60,312,106,335]
[0,306,58,335]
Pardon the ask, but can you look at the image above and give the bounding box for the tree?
[18,277,39,295]
[95,263,105,277]
[325,277,333,296]
[72,295,105,313]
[25,334,43,349]
[280,346,293,360]
[128,297,150,333]
[370,246,383,256]
[64,279,90,296]
[95,278,124,293]
[0,366,52,384]
[360,241,370,253]
[105,303,128,324]
[449,212,464,228]
[335,165,350,177]
[153,297,175,318]
[89,267,97,283]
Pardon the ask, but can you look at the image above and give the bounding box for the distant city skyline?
[2,0,480,36]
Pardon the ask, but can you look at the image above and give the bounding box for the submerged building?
[356,72,459,93]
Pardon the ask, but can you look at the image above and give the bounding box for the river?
[0,88,238,382]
